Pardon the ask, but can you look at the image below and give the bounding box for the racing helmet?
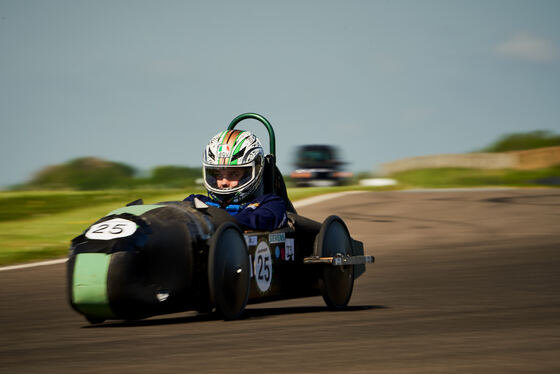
[203,129,265,205]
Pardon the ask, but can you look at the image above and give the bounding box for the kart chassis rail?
[303,254,375,266]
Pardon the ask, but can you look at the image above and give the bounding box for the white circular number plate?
[85,218,137,240]
[254,241,272,292]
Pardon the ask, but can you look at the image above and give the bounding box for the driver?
[184,129,287,231]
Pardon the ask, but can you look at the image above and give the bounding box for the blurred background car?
[290,145,353,187]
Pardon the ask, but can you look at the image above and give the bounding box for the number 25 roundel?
[254,242,272,292]
[85,218,137,240]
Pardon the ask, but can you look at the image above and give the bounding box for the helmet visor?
[203,163,255,193]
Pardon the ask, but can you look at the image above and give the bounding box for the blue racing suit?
[184,193,287,231]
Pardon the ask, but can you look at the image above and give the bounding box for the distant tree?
[148,165,201,187]
[26,157,136,190]
[481,130,560,152]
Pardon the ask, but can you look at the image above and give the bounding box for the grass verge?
[0,189,205,222]
[1,185,396,266]
[0,189,199,266]
[2,167,558,267]
[390,167,560,188]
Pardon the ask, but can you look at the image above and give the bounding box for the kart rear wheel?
[208,222,251,320]
[314,216,354,309]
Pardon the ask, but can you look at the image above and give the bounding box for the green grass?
[0,189,203,266]
[2,169,557,267]
[0,189,205,222]
[391,167,560,188]
[0,185,401,266]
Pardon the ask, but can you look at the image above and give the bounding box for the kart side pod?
[206,215,374,318]
[67,202,231,323]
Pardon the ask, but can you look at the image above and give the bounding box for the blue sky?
[1,0,559,187]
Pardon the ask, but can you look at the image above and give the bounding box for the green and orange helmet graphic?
[203,130,265,204]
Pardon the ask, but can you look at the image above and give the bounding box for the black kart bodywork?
[67,113,374,323]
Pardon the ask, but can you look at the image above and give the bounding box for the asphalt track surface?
[1,189,559,373]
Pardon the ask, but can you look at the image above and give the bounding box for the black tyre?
[208,223,251,320]
[314,216,354,309]
[85,316,105,324]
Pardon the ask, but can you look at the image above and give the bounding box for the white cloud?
[495,32,558,63]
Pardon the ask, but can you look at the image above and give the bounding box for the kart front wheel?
[208,222,251,320]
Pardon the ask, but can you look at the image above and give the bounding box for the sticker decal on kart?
[85,218,137,240]
[269,233,285,244]
[245,235,258,247]
[285,238,295,261]
[254,241,272,292]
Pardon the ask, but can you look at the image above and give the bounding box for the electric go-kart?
[67,113,374,323]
